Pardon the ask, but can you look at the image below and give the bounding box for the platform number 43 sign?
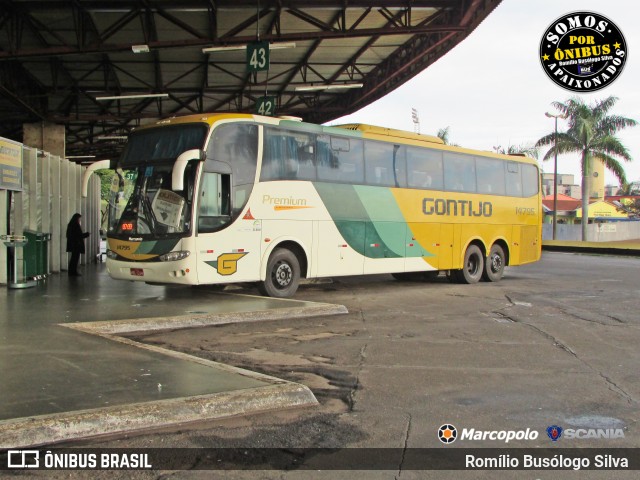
[256,96,276,116]
[247,41,269,72]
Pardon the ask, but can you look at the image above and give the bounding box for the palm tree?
[536,96,636,241]
[617,181,640,195]
[436,126,459,146]
[494,144,539,159]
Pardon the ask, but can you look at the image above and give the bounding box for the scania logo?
[547,425,563,441]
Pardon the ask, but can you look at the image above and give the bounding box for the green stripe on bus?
[134,239,180,255]
[314,182,401,259]
[354,185,406,257]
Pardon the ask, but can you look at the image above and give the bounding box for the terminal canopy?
[0,0,501,161]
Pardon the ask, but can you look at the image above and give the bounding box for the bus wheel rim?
[274,262,292,288]
[467,256,479,275]
[491,254,502,273]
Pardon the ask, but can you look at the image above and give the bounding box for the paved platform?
[543,239,640,256]
[0,263,346,448]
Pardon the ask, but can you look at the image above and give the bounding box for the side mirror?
[172,149,205,191]
[82,159,113,197]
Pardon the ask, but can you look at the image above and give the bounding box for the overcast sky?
[331,0,639,188]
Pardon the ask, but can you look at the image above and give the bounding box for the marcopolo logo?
[438,425,538,445]
[438,424,457,444]
[539,11,627,92]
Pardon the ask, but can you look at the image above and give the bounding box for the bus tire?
[455,244,484,284]
[259,248,300,298]
[483,244,505,282]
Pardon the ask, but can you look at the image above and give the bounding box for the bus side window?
[476,157,506,195]
[317,135,340,181]
[407,147,443,190]
[506,162,523,196]
[522,164,540,197]
[261,129,316,181]
[335,137,364,184]
[316,135,335,167]
[283,135,300,179]
[444,152,476,193]
[294,133,317,181]
[260,128,285,181]
[365,142,405,187]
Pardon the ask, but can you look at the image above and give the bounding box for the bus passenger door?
[194,172,261,283]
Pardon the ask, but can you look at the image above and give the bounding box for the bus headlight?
[106,249,118,259]
[158,250,191,262]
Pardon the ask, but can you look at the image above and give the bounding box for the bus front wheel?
[482,244,505,282]
[452,244,484,284]
[259,248,300,298]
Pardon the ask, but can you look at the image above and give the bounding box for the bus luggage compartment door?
[363,222,405,275]
[316,220,364,277]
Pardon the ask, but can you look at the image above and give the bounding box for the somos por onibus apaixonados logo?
[539,11,627,92]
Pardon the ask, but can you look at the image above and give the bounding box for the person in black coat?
[66,213,90,276]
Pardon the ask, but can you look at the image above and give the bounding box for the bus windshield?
[119,124,207,167]
[107,124,206,238]
[108,163,197,238]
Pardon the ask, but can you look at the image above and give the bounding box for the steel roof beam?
[0,23,466,60]
[11,1,459,9]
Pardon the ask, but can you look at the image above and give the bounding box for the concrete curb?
[0,383,316,449]
[61,302,349,335]
[1,299,348,448]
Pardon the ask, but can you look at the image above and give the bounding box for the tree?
[617,181,640,196]
[436,126,459,146]
[95,169,116,201]
[494,144,539,159]
[615,198,640,218]
[536,96,637,241]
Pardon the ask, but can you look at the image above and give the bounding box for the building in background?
[541,173,581,199]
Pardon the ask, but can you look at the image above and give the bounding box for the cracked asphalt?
[13,251,640,480]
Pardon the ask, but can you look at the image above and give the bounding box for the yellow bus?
[91,113,541,297]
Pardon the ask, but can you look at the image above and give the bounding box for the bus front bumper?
[106,259,197,285]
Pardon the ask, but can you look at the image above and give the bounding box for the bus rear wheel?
[482,244,505,282]
[259,248,300,298]
[452,244,484,284]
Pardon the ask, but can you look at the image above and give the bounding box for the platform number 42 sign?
[247,41,269,72]
[256,96,276,116]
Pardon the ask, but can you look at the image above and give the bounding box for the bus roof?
[132,113,538,166]
[333,123,444,145]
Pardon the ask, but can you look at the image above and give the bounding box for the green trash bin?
[23,230,38,279]
[22,231,49,279]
